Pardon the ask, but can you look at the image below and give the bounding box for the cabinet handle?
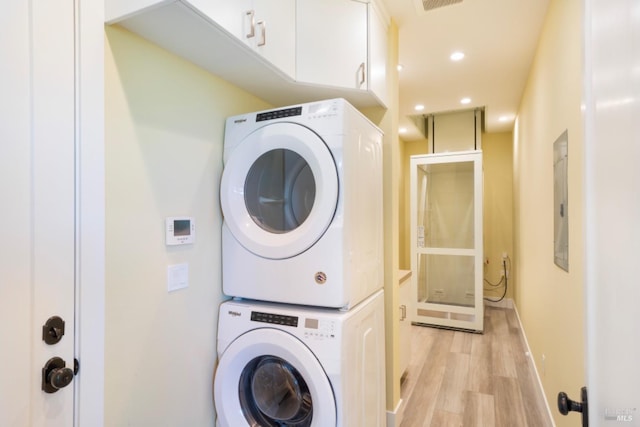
[400,304,407,321]
[245,10,255,39]
[358,62,366,87]
[256,20,266,46]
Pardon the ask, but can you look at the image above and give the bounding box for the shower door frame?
[409,150,483,332]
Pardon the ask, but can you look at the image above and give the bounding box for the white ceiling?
[381,0,550,140]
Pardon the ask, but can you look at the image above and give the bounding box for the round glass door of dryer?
[221,122,338,259]
[244,149,316,234]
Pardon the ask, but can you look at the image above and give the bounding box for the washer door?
[221,122,338,259]
[214,329,336,427]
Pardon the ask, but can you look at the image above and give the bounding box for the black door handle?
[558,386,588,427]
[42,357,74,393]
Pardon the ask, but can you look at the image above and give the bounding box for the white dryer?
[214,290,385,427]
[220,98,383,309]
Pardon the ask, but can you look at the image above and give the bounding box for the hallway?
[400,306,553,426]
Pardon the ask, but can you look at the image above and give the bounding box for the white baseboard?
[483,297,513,309]
[512,302,557,426]
[386,398,404,427]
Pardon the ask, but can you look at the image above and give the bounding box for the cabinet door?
[188,0,251,43]
[399,276,412,375]
[189,0,295,78]
[368,1,388,105]
[253,0,296,78]
[296,0,367,89]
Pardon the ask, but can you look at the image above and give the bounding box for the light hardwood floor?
[400,306,553,427]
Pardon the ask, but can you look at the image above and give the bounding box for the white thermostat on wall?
[165,217,195,245]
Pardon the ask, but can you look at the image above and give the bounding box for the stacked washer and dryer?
[214,98,386,427]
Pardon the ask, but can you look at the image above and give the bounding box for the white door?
[578,0,640,424]
[0,1,76,426]
[409,151,484,332]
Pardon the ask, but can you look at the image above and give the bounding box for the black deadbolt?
[42,357,74,394]
[42,316,65,345]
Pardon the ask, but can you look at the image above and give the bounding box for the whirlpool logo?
[228,310,242,318]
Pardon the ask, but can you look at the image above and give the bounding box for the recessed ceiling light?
[399,127,408,134]
[450,51,465,61]
[498,115,513,122]
[414,104,425,111]
[460,98,471,105]
[397,64,404,71]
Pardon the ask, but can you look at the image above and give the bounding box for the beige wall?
[482,132,514,301]
[399,134,513,303]
[104,25,270,426]
[513,0,585,424]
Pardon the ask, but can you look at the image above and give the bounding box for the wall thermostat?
[165,217,195,245]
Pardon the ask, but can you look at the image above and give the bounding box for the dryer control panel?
[256,106,302,122]
[251,311,298,327]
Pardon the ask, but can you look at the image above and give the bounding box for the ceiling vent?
[415,0,463,12]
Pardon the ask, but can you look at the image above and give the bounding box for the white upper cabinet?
[368,1,388,106]
[297,0,388,106]
[192,0,296,78]
[105,0,388,108]
[296,0,367,90]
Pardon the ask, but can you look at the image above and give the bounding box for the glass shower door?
[410,151,483,332]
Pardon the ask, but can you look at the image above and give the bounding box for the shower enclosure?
[409,150,483,332]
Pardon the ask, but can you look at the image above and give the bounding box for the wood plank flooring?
[400,306,553,427]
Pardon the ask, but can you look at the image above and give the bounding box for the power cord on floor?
[484,256,510,303]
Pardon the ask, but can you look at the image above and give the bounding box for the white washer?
[220,98,383,309]
[214,290,385,427]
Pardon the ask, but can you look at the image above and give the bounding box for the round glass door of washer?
[214,328,337,427]
[240,356,313,426]
[221,122,338,259]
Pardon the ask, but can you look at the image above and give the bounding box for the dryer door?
[214,328,336,427]
[220,122,338,259]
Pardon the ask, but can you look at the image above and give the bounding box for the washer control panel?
[249,309,337,339]
[303,318,336,340]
